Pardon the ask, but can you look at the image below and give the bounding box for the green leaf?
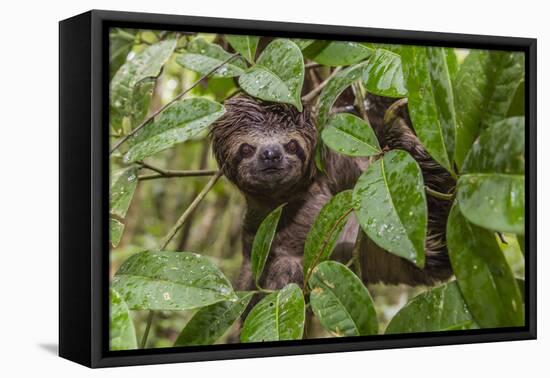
[239,39,305,111]
[112,251,237,310]
[110,39,177,132]
[109,28,136,80]
[176,38,247,77]
[251,204,285,287]
[353,150,427,267]
[110,166,138,218]
[309,261,378,336]
[303,190,353,279]
[291,39,315,50]
[110,218,124,248]
[317,62,367,127]
[482,52,525,129]
[124,98,225,163]
[453,50,493,168]
[174,292,253,346]
[457,117,525,234]
[385,281,478,334]
[453,51,525,168]
[445,48,459,82]
[226,35,260,64]
[109,288,137,350]
[362,49,407,98]
[447,203,524,327]
[401,46,457,174]
[322,113,381,157]
[517,235,525,255]
[241,283,305,342]
[129,78,155,127]
[303,41,372,66]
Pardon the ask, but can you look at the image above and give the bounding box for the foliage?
[108,30,526,349]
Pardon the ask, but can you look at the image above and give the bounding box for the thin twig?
[301,67,342,103]
[158,169,224,250]
[138,170,219,181]
[110,54,240,155]
[425,186,454,201]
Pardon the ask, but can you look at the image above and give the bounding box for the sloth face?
[210,96,317,198]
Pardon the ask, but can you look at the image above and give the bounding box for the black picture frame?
[59,9,537,368]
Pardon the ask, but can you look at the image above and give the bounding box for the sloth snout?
[259,145,283,164]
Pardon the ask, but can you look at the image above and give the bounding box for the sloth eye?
[239,143,255,158]
[286,140,299,154]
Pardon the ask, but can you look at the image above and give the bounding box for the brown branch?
[301,67,342,103]
[305,62,323,69]
[138,170,219,181]
[110,53,240,155]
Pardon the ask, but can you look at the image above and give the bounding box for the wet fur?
[210,95,453,292]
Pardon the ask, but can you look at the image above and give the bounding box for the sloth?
[210,95,454,292]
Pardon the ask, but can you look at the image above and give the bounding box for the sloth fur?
[210,95,454,291]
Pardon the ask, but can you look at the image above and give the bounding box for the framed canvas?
[59,9,537,368]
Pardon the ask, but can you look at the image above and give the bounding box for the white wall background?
[0,0,546,376]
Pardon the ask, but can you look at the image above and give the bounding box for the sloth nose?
[259,145,283,162]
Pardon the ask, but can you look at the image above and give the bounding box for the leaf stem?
[303,207,353,290]
[110,53,240,155]
[352,231,364,281]
[158,169,224,250]
[140,310,155,349]
[352,82,367,120]
[425,186,454,201]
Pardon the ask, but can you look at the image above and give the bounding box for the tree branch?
[383,98,408,125]
[110,53,240,155]
[137,161,218,180]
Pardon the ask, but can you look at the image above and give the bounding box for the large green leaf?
[303,190,353,279]
[251,204,285,287]
[226,35,260,64]
[174,292,253,346]
[453,51,525,168]
[309,261,378,336]
[124,98,225,163]
[317,62,367,127]
[109,288,137,350]
[321,113,381,157]
[385,281,478,334]
[362,49,407,98]
[457,117,525,234]
[353,150,427,267]
[176,38,247,77]
[401,46,457,174]
[238,39,304,111]
[110,218,124,248]
[110,39,177,132]
[110,166,138,218]
[447,203,524,327]
[109,28,136,80]
[482,52,525,129]
[241,284,305,342]
[453,50,493,168]
[112,251,237,311]
[303,40,372,66]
